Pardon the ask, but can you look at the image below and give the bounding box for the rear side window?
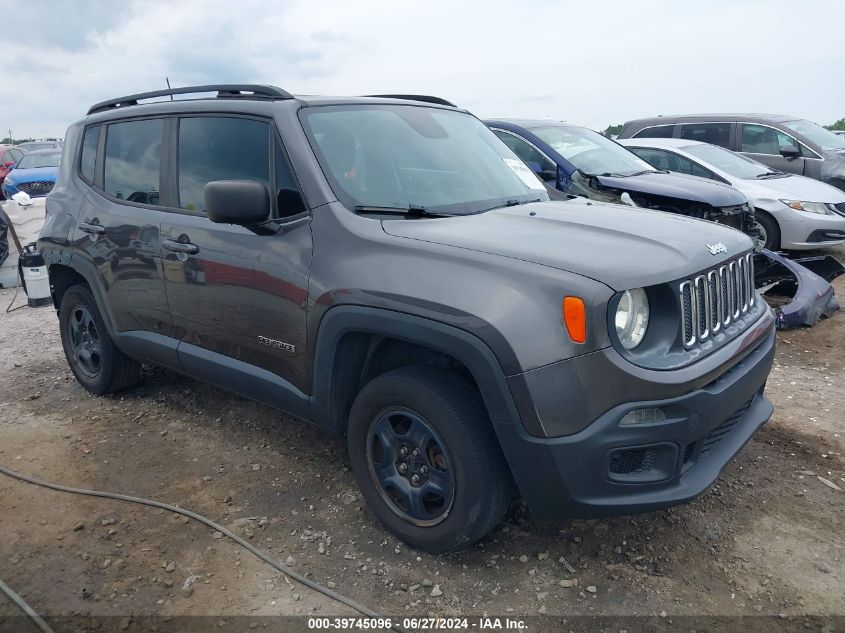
[177,116,270,213]
[633,124,674,139]
[104,119,164,205]
[80,126,100,183]
[679,123,731,148]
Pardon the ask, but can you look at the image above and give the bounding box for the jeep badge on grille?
[706,242,727,255]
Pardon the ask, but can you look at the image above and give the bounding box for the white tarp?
[0,193,46,288]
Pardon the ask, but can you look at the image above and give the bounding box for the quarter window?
[104,119,164,205]
[80,126,100,183]
[274,138,306,218]
[679,123,731,148]
[633,125,674,139]
[178,116,270,213]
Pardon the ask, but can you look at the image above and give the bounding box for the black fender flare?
[309,305,522,433]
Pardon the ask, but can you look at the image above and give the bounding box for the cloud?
[2,0,844,139]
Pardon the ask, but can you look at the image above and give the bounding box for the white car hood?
[736,174,845,204]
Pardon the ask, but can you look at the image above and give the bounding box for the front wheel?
[347,365,513,553]
[754,212,780,251]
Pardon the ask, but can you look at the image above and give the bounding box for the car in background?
[484,119,757,237]
[617,115,845,192]
[16,140,62,153]
[0,145,25,199]
[1,149,61,199]
[619,138,845,251]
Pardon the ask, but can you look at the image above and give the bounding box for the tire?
[347,365,513,553]
[754,211,780,251]
[58,284,140,395]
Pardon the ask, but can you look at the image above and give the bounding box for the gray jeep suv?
[619,114,845,192]
[39,85,776,552]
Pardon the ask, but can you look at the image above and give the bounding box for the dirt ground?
[1,251,843,633]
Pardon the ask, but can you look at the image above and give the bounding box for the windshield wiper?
[755,171,787,179]
[353,204,444,217]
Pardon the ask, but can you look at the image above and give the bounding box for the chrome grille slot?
[694,275,709,340]
[680,281,695,347]
[708,270,720,333]
[679,253,755,350]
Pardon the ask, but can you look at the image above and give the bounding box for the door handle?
[78,222,105,235]
[162,239,199,255]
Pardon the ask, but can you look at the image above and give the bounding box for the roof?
[484,118,574,129]
[629,113,798,124]
[618,138,702,149]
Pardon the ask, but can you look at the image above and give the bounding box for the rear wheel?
[59,284,140,394]
[754,211,780,251]
[347,365,513,553]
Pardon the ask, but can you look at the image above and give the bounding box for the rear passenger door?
[160,115,312,414]
[72,118,173,361]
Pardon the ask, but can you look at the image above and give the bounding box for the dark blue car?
[484,119,756,234]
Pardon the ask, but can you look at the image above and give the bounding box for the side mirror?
[205,180,270,225]
[779,145,800,159]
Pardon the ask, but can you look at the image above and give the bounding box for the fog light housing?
[619,407,666,426]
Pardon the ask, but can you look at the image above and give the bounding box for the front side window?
[301,105,548,215]
[531,124,655,177]
[493,130,557,176]
[679,123,731,148]
[633,124,674,139]
[274,138,306,218]
[104,119,163,205]
[178,116,271,213]
[740,124,802,156]
[80,126,100,183]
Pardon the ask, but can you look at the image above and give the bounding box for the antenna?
[165,77,173,101]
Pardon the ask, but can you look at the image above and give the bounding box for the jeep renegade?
[38,85,776,552]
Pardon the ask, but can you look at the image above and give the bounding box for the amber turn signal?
[563,296,587,344]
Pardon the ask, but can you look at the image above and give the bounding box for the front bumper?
[495,315,775,519]
[778,207,845,249]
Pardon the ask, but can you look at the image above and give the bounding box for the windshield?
[531,125,656,176]
[683,143,772,179]
[300,105,548,214]
[782,119,845,151]
[16,152,61,169]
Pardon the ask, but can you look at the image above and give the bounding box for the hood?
[595,171,746,207]
[6,166,58,185]
[738,173,845,204]
[382,199,753,290]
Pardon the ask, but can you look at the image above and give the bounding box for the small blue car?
[2,149,61,199]
[484,119,755,233]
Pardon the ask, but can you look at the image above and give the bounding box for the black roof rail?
[87,84,295,115]
[365,94,457,108]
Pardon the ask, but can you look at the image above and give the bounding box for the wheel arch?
[310,306,523,437]
[46,259,119,338]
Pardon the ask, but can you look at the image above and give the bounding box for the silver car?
[620,138,845,251]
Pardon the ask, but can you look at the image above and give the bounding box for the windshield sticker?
[503,158,546,190]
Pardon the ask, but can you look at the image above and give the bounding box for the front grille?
[608,447,657,475]
[834,202,845,216]
[17,181,54,197]
[700,399,752,455]
[680,253,754,348]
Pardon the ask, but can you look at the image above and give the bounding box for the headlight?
[780,199,834,215]
[615,288,649,350]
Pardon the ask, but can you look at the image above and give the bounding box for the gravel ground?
[0,250,843,632]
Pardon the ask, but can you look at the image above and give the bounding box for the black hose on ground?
[0,575,56,633]
[0,464,403,633]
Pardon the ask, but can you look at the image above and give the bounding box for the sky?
[3,0,844,139]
